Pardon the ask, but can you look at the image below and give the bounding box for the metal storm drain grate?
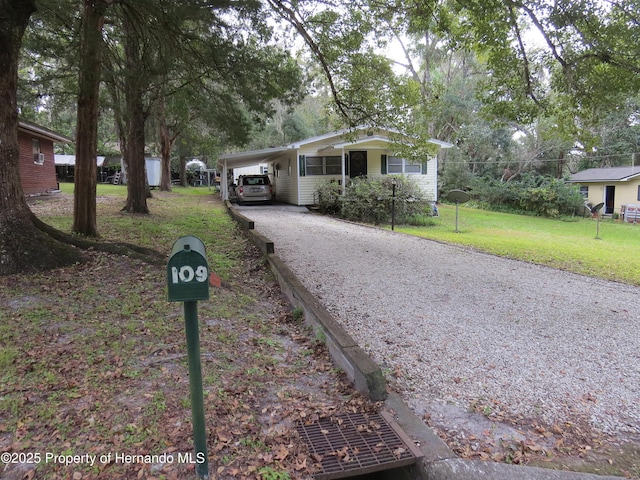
[296,411,423,479]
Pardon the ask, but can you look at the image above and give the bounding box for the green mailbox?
[167,235,210,478]
[167,236,209,302]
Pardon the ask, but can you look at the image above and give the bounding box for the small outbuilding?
[567,166,640,218]
[54,154,106,183]
[217,126,452,206]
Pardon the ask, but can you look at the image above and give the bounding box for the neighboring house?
[18,120,73,195]
[217,126,453,206]
[567,166,640,218]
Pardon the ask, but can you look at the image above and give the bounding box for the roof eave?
[218,146,289,161]
[18,120,74,143]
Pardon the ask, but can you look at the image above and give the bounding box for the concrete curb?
[225,203,626,480]
[423,459,625,480]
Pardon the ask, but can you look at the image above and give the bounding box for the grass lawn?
[1,186,372,480]
[396,204,640,286]
[4,187,638,478]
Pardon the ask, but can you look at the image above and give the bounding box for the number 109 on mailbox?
[167,236,210,302]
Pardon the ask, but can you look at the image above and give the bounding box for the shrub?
[469,175,584,217]
[314,180,342,215]
[340,177,391,224]
[405,211,438,226]
[315,176,429,225]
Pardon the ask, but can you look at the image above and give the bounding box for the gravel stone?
[241,205,640,440]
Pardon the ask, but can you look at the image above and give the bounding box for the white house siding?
[412,173,437,201]
[271,154,298,204]
[299,176,340,205]
[367,151,383,175]
[297,150,438,206]
[418,157,438,201]
[297,145,336,205]
[374,157,438,202]
[368,153,438,202]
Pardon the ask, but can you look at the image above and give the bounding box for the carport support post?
[184,300,209,479]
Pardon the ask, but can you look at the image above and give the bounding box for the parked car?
[235,174,273,205]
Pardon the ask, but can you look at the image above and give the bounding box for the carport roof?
[218,146,289,168]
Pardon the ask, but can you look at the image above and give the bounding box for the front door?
[605,185,615,215]
[349,151,367,178]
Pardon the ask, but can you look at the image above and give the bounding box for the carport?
[217,146,287,202]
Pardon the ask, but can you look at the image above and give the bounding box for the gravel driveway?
[240,204,640,451]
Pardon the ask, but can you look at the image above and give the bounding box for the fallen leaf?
[274,444,289,461]
[393,447,406,458]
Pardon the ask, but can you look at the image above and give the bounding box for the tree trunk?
[73,0,108,236]
[158,93,174,191]
[0,0,85,275]
[159,128,173,191]
[122,13,149,214]
[556,150,564,178]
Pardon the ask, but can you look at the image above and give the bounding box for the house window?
[305,156,342,175]
[637,185,640,201]
[387,156,422,174]
[32,139,44,165]
[326,156,341,174]
[580,186,589,198]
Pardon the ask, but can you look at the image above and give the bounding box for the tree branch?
[264,0,353,124]
[517,1,568,70]
[507,5,540,106]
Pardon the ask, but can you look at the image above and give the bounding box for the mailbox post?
[167,236,209,479]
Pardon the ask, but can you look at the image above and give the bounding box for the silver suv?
[236,174,273,205]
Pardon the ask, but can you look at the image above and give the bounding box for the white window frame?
[305,156,342,176]
[387,156,422,174]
